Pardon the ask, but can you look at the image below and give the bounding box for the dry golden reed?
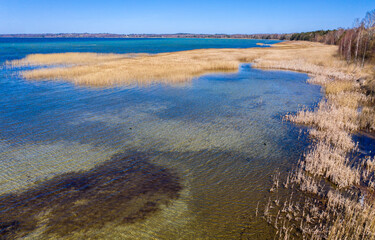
[235,43,375,239]
[277,42,375,238]
[10,41,370,87]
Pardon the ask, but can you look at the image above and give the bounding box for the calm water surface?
[0,38,322,239]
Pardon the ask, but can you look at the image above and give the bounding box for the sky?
[0,0,374,34]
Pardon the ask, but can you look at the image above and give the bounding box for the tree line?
[279,10,375,65]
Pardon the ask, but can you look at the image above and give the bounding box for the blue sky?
[0,0,374,34]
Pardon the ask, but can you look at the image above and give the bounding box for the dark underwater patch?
[0,152,182,239]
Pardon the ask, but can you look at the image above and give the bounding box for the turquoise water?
[0,38,322,239]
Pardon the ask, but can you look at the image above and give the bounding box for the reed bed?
[254,43,375,238]
[10,41,365,87]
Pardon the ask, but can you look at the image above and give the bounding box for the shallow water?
[0,38,322,239]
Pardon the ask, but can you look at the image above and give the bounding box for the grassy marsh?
[259,43,375,238]
[9,41,367,86]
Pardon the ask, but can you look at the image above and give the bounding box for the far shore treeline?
[1,10,374,64]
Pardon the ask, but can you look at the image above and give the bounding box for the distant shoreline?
[0,33,286,40]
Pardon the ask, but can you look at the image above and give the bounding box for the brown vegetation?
[259,12,375,239]
[9,41,369,87]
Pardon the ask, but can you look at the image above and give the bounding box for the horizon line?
[0,31,336,36]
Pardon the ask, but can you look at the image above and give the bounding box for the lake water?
[0,38,322,239]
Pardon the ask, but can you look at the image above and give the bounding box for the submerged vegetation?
[0,153,181,239]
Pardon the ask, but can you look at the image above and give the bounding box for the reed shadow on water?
[0,152,182,239]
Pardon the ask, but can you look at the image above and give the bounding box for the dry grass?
[10,41,370,87]
[10,53,240,87]
[303,141,360,188]
[8,52,136,66]
[231,43,375,239]
[10,50,246,86]
[276,43,375,238]
[360,107,375,131]
[325,81,354,94]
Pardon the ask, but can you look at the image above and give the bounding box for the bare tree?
[353,18,363,64]
[361,10,375,67]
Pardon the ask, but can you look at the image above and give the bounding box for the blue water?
[0,38,321,239]
[0,38,280,63]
